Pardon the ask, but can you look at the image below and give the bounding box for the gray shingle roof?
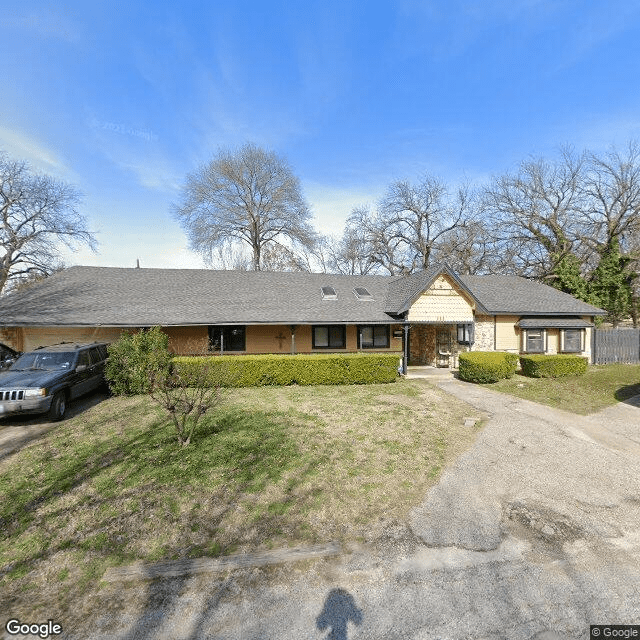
[0,265,605,327]
[458,275,605,316]
[518,317,594,328]
[0,266,396,326]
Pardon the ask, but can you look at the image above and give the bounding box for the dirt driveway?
[64,381,640,639]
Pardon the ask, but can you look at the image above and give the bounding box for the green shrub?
[105,326,172,395]
[458,351,519,383]
[519,354,588,378]
[172,353,400,387]
[503,353,520,378]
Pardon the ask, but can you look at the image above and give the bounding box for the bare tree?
[4,263,67,295]
[260,242,310,272]
[482,148,585,281]
[149,366,226,447]
[324,225,378,275]
[345,177,473,275]
[174,143,316,271]
[432,218,496,275]
[582,142,640,253]
[0,152,96,295]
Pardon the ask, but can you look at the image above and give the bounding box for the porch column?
[290,325,297,355]
[402,322,410,375]
[220,329,224,356]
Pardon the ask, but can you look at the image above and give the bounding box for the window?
[525,329,545,353]
[457,323,474,345]
[208,326,246,352]
[353,287,373,301]
[88,347,103,364]
[77,351,91,367]
[359,325,389,348]
[312,325,346,349]
[562,329,582,353]
[321,286,337,300]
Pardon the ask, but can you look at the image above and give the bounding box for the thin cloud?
[117,158,183,192]
[304,182,385,236]
[0,127,75,178]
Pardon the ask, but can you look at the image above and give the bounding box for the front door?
[435,329,452,368]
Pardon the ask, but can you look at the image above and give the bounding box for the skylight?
[353,287,373,300]
[321,286,337,300]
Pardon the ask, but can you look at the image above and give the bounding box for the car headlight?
[24,388,47,397]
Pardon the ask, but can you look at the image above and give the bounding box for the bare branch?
[0,151,96,295]
[174,143,316,271]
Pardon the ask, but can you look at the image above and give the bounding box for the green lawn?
[0,379,481,627]
[482,364,640,414]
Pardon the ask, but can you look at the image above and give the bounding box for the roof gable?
[407,273,476,323]
[384,263,487,315]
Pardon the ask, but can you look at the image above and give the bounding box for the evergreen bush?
[519,354,588,378]
[171,353,400,387]
[105,326,172,395]
[458,351,518,383]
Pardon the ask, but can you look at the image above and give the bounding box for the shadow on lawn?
[0,402,325,637]
[614,383,640,406]
[0,390,111,462]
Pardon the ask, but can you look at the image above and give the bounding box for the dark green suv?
[0,342,109,421]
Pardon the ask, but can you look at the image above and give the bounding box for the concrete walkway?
[75,381,640,640]
[406,365,457,379]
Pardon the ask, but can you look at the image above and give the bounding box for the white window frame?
[560,328,583,353]
[524,328,546,353]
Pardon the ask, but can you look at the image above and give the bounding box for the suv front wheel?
[48,391,67,421]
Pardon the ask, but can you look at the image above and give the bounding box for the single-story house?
[0,263,605,372]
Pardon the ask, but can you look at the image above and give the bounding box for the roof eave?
[482,309,607,316]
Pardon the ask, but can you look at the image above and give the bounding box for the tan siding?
[293,326,312,353]
[163,326,209,354]
[21,326,125,351]
[546,328,559,355]
[12,323,405,357]
[246,325,293,354]
[495,316,519,351]
[407,275,474,322]
[245,324,403,354]
[345,325,357,351]
[0,327,24,351]
[389,325,403,352]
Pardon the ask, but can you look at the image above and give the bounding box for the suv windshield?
[11,352,76,371]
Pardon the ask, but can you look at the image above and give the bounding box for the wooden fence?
[593,328,640,364]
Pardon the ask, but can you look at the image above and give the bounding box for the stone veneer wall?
[472,315,495,352]
[409,325,436,365]
[409,324,470,367]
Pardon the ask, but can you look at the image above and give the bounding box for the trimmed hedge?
[519,354,588,378]
[171,353,401,387]
[458,351,519,383]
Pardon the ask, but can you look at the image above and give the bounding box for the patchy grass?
[482,364,640,414]
[0,380,481,627]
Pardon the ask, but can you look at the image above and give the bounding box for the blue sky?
[3,0,640,269]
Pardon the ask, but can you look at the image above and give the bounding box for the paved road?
[67,383,640,639]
